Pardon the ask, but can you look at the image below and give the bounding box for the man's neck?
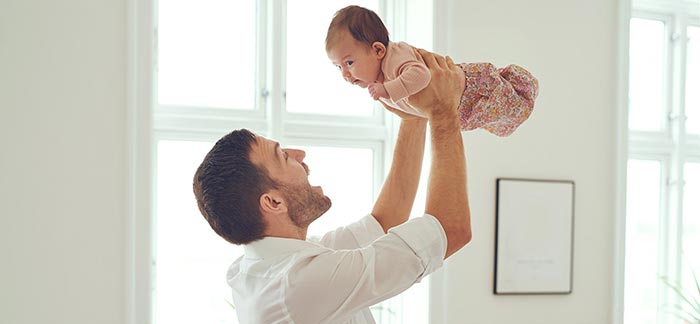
[264,226,307,241]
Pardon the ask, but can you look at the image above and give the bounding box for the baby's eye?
[335,64,341,70]
[345,61,354,67]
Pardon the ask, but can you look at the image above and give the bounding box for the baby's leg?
[456,63,539,137]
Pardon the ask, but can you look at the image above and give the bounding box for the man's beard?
[280,182,332,228]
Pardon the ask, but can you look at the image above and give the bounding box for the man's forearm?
[372,118,427,233]
[426,110,471,258]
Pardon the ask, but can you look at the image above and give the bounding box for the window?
[624,159,663,324]
[628,17,666,132]
[130,1,432,323]
[624,1,700,323]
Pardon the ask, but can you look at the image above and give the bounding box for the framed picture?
[493,178,575,295]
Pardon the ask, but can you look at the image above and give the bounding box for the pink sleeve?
[383,61,431,103]
[459,63,539,137]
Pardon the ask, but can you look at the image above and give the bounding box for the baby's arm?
[382,61,431,103]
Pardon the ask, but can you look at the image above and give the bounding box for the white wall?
[438,0,619,323]
[0,0,126,323]
[0,0,620,323]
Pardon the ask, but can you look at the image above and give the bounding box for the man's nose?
[287,149,306,162]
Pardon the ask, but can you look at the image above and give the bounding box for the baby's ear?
[372,42,386,59]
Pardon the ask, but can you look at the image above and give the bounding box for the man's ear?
[372,42,386,59]
[259,190,287,215]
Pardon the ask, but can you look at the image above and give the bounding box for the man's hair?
[193,129,276,245]
[325,5,389,52]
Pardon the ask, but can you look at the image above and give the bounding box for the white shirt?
[226,214,447,324]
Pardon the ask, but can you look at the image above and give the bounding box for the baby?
[325,5,539,136]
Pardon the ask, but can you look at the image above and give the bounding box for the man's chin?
[316,189,331,209]
[317,192,332,215]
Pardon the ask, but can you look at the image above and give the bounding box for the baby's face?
[327,31,383,89]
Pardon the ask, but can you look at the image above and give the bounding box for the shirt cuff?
[347,214,386,247]
[388,214,447,281]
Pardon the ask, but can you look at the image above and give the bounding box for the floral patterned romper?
[456,63,539,137]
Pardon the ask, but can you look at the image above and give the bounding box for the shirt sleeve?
[313,214,385,249]
[285,214,447,324]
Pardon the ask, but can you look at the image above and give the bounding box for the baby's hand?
[368,82,389,101]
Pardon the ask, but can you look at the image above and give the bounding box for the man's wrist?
[400,116,429,125]
[428,106,459,125]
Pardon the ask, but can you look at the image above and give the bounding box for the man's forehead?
[249,135,279,165]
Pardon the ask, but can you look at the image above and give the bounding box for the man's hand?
[407,49,463,119]
[368,82,389,100]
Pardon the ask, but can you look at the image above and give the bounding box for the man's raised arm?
[371,105,427,233]
[408,50,472,259]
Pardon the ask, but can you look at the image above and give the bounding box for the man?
[193,50,471,324]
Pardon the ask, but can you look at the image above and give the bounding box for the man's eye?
[284,152,289,160]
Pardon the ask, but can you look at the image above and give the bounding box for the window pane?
[293,145,375,235]
[286,0,379,116]
[624,159,662,324]
[629,18,666,131]
[683,162,700,295]
[155,140,241,324]
[158,0,256,109]
[686,26,700,135]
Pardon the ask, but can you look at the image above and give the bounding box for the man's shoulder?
[227,238,331,279]
[314,215,385,249]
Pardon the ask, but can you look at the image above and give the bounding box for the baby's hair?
[325,5,389,52]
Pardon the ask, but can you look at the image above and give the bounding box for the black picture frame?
[493,178,575,295]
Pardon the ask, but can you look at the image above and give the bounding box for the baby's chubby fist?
[368,82,389,101]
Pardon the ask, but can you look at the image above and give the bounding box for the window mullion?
[670,6,688,277]
[267,0,285,140]
[257,0,269,130]
[672,11,692,324]
[666,8,689,324]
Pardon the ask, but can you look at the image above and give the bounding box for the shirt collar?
[244,236,321,259]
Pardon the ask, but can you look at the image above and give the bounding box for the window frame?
[620,0,700,323]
